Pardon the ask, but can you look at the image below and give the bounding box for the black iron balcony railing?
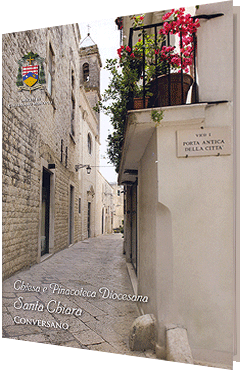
[127,12,224,110]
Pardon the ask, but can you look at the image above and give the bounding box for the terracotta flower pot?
[149,73,193,107]
[133,97,149,110]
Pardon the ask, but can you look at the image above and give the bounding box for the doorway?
[131,181,138,274]
[69,185,74,244]
[102,208,104,234]
[88,202,91,238]
[41,169,50,256]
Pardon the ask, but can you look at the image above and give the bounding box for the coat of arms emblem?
[16,52,46,93]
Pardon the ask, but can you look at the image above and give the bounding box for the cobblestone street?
[2,234,155,359]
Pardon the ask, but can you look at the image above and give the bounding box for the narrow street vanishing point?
[2,234,155,358]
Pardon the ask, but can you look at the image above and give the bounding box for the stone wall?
[110,183,124,230]
[95,172,114,236]
[2,24,100,279]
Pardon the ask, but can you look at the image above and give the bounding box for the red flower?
[117,47,122,58]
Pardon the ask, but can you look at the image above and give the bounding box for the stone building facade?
[2,24,102,279]
[96,172,114,235]
[110,183,124,231]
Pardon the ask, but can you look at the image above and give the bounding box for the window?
[65,146,68,167]
[87,133,92,154]
[117,190,121,196]
[71,94,75,136]
[79,198,81,214]
[71,69,75,89]
[83,63,89,82]
[60,139,63,162]
[47,44,54,95]
[71,69,75,136]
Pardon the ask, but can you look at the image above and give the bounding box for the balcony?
[117,8,233,185]
[125,12,225,111]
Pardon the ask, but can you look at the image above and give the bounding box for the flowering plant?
[117,44,142,74]
[158,7,200,73]
[94,8,200,172]
[117,8,200,78]
[117,42,153,96]
[130,14,145,29]
[116,44,143,91]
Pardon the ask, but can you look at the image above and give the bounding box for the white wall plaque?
[177,127,232,157]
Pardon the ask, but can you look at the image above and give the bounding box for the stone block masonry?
[2,24,98,279]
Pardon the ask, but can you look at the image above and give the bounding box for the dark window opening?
[71,69,75,89]
[79,198,81,214]
[71,95,75,136]
[88,133,92,154]
[83,63,89,82]
[60,139,63,162]
[65,146,68,168]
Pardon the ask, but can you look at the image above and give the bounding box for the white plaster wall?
[156,103,234,364]
[139,130,175,347]
[196,1,233,102]
[138,132,159,322]
[120,2,234,365]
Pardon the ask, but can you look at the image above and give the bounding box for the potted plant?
[129,8,200,107]
[133,86,151,109]
[153,8,200,106]
[117,42,153,109]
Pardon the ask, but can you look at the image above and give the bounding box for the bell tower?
[79,32,102,124]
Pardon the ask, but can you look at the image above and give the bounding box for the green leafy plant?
[151,109,164,126]
[129,8,201,79]
[94,57,140,172]
[132,34,167,83]
[95,9,200,173]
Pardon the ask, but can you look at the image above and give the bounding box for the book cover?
[1,1,239,369]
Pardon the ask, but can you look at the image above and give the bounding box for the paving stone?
[58,340,88,349]
[87,342,120,353]
[78,310,98,324]
[2,306,8,313]
[18,333,50,343]
[70,299,105,317]
[85,321,123,345]
[2,313,15,326]
[67,318,91,333]
[3,324,42,336]
[2,292,18,299]
[47,330,76,344]
[72,329,105,346]
[2,234,142,356]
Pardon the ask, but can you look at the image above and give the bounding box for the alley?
[2,234,154,358]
